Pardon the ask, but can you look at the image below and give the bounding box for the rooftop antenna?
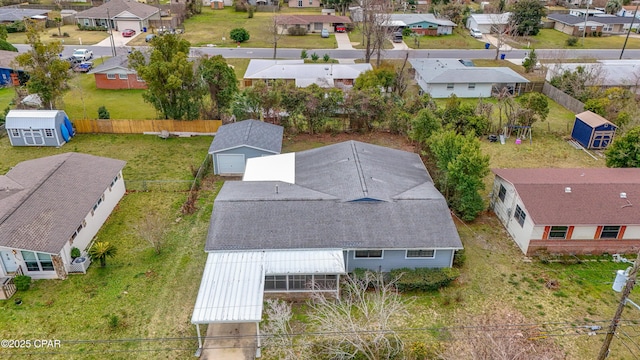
[275,184,279,194]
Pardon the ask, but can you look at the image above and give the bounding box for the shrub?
[107,314,119,330]
[98,106,110,119]
[0,39,17,52]
[390,267,460,292]
[230,28,250,43]
[14,275,32,291]
[402,27,413,37]
[323,53,330,62]
[288,27,307,36]
[71,247,81,259]
[310,52,319,61]
[63,32,69,37]
[247,6,254,18]
[300,49,308,59]
[566,37,578,46]
[7,21,25,33]
[453,249,466,268]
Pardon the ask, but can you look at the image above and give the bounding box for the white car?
[470,28,483,38]
[72,49,93,61]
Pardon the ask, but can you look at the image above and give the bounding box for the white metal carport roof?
[191,249,345,324]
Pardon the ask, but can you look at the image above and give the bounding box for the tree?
[230,28,250,43]
[354,67,395,92]
[324,0,353,16]
[261,299,309,359]
[88,242,117,268]
[605,126,640,168]
[54,17,62,37]
[410,108,441,149]
[436,95,490,136]
[307,271,409,360]
[302,85,342,134]
[344,88,391,132]
[268,13,284,59]
[549,65,603,102]
[359,0,392,65]
[198,55,238,119]
[129,34,205,120]
[428,130,490,221]
[605,0,623,14]
[516,92,549,125]
[437,3,469,26]
[134,213,167,255]
[15,21,70,109]
[509,0,546,36]
[522,48,538,73]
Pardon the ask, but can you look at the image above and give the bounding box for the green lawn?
[404,30,486,50]
[7,24,109,46]
[0,87,14,112]
[509,28,640,50]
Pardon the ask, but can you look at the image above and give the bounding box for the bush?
[247,6,254,18]
[230,28,250,43]
[453,249,466,268]
[14,275,32,291]
[390,267,460,292]
[300,49,308,59]
[566,37,578,46]
[107,314,119,330]
[77,25,107,31]
[0,39,17,52]
[402,27,413,37]
[98,106,110,119]
[323,53,330,62]
[310,52,319,61]
[288,27,307,36]
[7,21,25,33]
[71,247,81,259]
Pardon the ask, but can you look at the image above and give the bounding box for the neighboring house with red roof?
[0,153,126,289]
[275,14,351,34]
[490,168,640,256]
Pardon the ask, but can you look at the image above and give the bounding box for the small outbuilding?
[209,119,283,176]
[571,111,617,150]
[5,110,74,147]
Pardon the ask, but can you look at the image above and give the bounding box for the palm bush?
[89,242,117,268]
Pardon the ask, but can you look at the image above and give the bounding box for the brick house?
[490,168,640,256]
[88,55,146,90]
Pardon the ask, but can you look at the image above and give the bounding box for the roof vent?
[565,187,572,193]
[621,192,627,199]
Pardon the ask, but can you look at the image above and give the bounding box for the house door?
[23,129,44,145]
[0,250,18,273]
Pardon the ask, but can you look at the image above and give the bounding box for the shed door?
[591,132,614,149]
[23,129,44,145]
[217,154,245,174]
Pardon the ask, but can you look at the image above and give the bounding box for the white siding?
[491,177,533,254]
[624,226,640,239]
[427,83,492,98]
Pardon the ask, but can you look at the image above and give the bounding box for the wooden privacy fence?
[73,119,221,134]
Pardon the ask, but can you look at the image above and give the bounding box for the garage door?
[116,20,141,33]
[217,154,245,174]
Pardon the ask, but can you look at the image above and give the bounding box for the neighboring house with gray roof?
[491,168,640,256]
[243,59,372,88]
[75,0,160,33]
[208,119,283,175]
[0,8,49,23]
[548,13,639,36]
[385,13,456,35]
[275,14,351,34]
[0,153,126,285]
[410,58,529,98]
[191,140,462,350]
[88,55,146,90]
[545,60,640,94]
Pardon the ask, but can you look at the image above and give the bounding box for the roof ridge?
[350,141,369,198]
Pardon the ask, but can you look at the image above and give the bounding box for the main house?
[191,140,463,352]
[243,59,372,88]
[490,168,640,256]
[75,0,160,33]
[409,58,529,98]
[0,153,126,287]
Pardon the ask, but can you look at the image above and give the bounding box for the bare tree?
[360,0,393,66]
[261,299,309,360]
[268,13,285,59]
[307,271,410,360]
[134,212,167,255]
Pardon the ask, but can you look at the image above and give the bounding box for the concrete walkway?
[200,323,257,360]
[334,32,354,50]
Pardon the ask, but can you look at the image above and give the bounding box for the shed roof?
[0,153,126,254]
[492,168,640,225]
[191,249,345,324]
[76,0,159,20]
[206,141,463,251]
[209,119,283,154]
[0,8,48,22]
[576,111,616,128]
[409,59,529,84]
[5,110,67,129]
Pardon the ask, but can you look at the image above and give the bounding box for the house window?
[590,26,597,31]
[314,23,323,31]
[578,26,584,32]
[468,83,476,90]
[514,205,526,227]
[136,75,144,82]
[118,73,128,80]
[106,73,116,80]
[21,251,54,272]
[44,129,54,138]
[290,275,313,290]
[446,83,454,90]
[406,249,435,258]
[10,129,20,137]
[498,185,506,202]
[313,275,337,289]
[298,0,302,6]
[604,24,613,32]
[309,0,313,4]
[354,250,383,258]
[264,275,287,290]
[601,226,621,239]
[549,226,569,239]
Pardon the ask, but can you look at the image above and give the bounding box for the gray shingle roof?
[0,153,126,254]
[206,141,462,251]
[88,55,135,74]
[0,8,48,22]
[209,120,283,154]
[410,58,529,84]
[76,0,159,20]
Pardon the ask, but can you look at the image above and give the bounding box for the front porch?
[0,265,23,300]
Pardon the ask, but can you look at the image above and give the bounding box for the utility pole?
[620,1,640,59]
[107,8,116,57]
[582,0,590,47]
[597,250,640,360]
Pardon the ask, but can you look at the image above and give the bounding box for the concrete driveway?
[335,32,354,50]
[391,40,409,50]
[200,323,257,360]
[95,30,138,47]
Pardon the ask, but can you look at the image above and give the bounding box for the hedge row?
[390,267,460,292]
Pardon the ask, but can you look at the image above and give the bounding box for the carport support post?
[196,324,203,350]
[256,322,262,358]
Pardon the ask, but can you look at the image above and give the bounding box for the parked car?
[145,34,156,42]
[470,28,483,38]
[392,32,403,43]
[335,24,346,33]
[122,29,136,37]
[64,56,81,69]
[73,61,93,73]
[72,49,93,61]
[321,29,329,38]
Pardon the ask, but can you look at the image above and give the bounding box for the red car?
[335,24,346,33]
[122,29,136,37]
